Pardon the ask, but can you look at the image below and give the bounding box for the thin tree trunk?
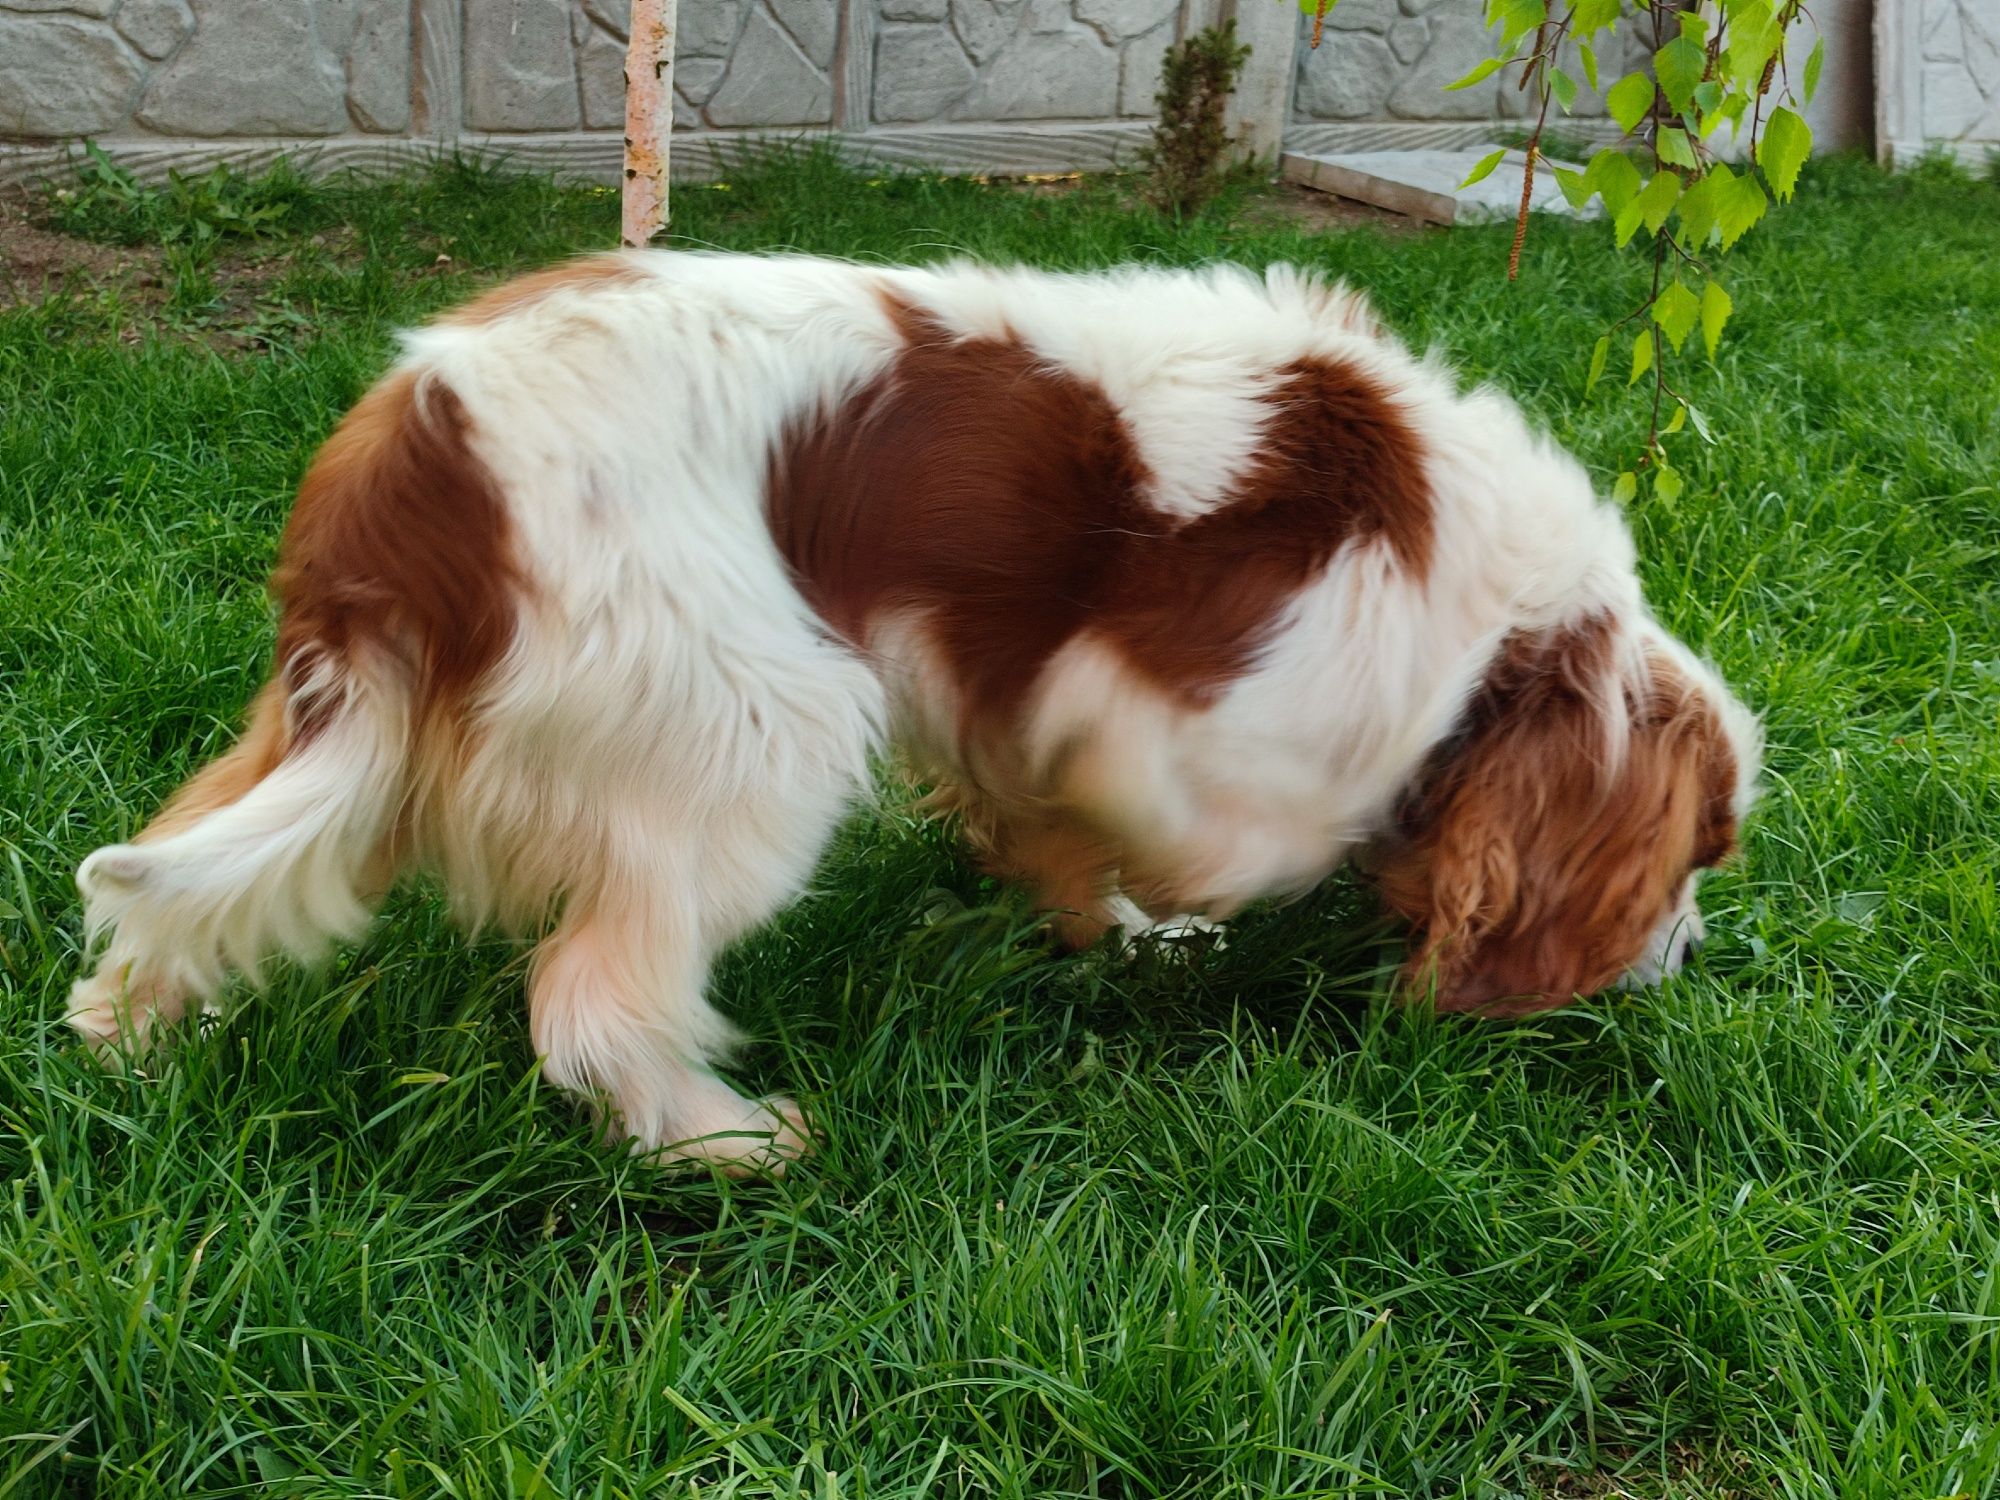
[621,0,677,248]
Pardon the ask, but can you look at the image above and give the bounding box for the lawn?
[1,147,1997,1498]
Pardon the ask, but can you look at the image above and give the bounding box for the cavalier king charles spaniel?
[71,252,1759,1171]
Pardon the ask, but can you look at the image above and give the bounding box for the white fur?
[71,251,1757,1168]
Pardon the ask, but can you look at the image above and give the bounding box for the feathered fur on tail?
[70,658,410,1047]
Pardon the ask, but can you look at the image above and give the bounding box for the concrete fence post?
[1222,0,1299,167]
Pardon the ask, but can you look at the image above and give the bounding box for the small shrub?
[1140,22,1253,220]
[45,142,326,250]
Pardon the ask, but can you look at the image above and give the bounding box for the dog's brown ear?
[1374,778,1526,1010]
[1372,629,1744,1018]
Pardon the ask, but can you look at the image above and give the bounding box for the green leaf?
[1677,9,1709,44]
[1700,279,1733,357]
[1629,327,1654,385]
[1586,333,1610,394]
[1550,67,1577,113]
[1675,164,1726,247]
[1657,126,1698,168]
[1653,277,1701,354]
[1616,169,1680,245]
[1571,0,1620,33]
[1553,165,1593,208]
[1458,147,1509,189]
[253,1448,300,1484]
[1588,147,1642,216]
[1654,463,1684,505]
[1612,471,1639,505]
[1663,402,1688,435]
[1684,400,1716,443]
[1654,36,1707,115]
[1760,105,1812,200]
[1692,80,1723,116]
[1505,0,1548,40]
[1606,71,1654,134]
[1641,169,1683,233]
[1803,36,1825,104]
[1487,0,1545,50]
[1724,0,1781,91]
[1613,196,1645,247]
[1445,54,1508,91]
[1578,40,1600,93]
[508,1445,556,1500]
[1715,168,1768,248]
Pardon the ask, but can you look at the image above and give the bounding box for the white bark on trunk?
[622,0,677,247]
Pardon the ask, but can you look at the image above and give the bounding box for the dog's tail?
[74,657,411,1015]
[71,365,519,1049]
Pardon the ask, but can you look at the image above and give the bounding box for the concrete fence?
[0,0,1967,190]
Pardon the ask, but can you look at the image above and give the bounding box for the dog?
[70,251,1759,1172]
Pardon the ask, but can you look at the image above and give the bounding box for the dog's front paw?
[1134,913,1227,948]
[1101,896,1228,956]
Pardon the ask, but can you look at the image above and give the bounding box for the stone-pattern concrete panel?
[1117,15,1171,116]
[1,0,1721,187]
[871,0,1181,123]
[953,25,1117,120]
[136,1,352,135]
[115,0,194,61]
[0,12,144,134]
[347,0,412,132]
[875,23,977,122]
[1295,4,1641,126]
[464,0,579,129]
[702,3,832,125]
[0,0,409,139]
[1921,0,2000,142]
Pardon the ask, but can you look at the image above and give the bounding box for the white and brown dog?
[71,252,1759,1171]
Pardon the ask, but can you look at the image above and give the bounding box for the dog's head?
[1366,615,1758,1018]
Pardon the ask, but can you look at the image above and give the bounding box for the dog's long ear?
[1369,616,1641,1016]
[1380,779,1522,1003]
[1372,623,1749,1017]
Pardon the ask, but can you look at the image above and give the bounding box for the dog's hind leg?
[525,770,859,1175]
[528,895,807,1175]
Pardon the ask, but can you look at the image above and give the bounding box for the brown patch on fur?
[1370,618,1740,1017]
[1104,356,1432,689]
[135,680,290,844]
[441,254,644,327]
[271,368,522,734]
[124,367,515,877]
[768,297,1433,739]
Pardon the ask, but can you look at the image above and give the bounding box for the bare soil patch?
[0,186,373,352]
[0,187,162,308]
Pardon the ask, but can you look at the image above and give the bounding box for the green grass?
[3,147,1998,1498]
